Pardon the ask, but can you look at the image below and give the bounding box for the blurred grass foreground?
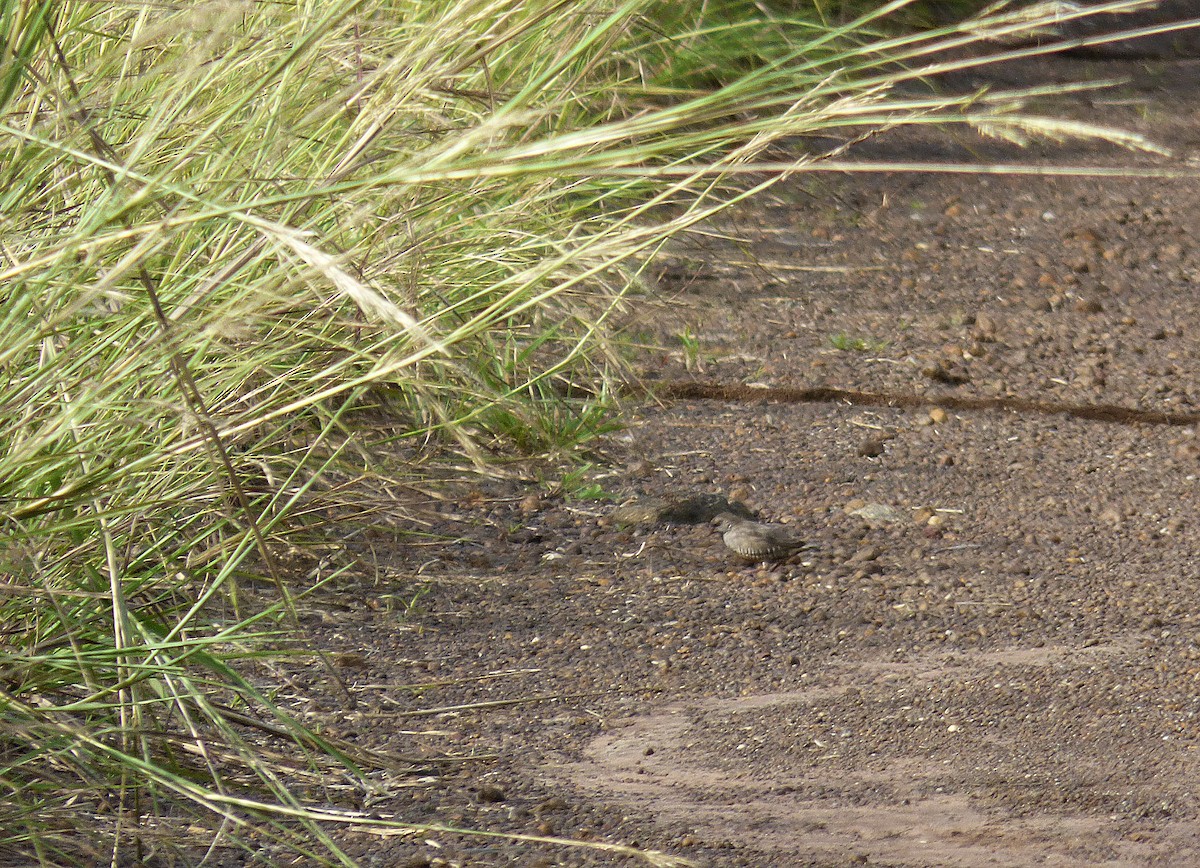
[0,0,1171,863]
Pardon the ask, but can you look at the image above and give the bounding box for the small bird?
[712,512,811,562]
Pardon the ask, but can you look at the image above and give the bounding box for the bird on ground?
[712,512,812,562]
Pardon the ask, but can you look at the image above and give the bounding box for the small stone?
[610,500,667,526]
[1174,441,1200,462]
[728,485,752,504]
[921,361,969,385]
[929,407,948,424]
[626,459,654,478]
[858,437,886,457]
[332,652,368,669]
[973,312,998,340]
[477,783,506,803]
[848,503,903,524]
[848,545,882,564]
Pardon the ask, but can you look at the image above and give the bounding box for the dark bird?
[712,512,811,562]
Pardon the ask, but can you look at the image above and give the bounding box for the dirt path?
[308,54,1200,866]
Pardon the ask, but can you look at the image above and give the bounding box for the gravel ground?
[283,52,1200,867]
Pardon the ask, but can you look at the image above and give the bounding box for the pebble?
[858,437,887,457]
[477,783,507,803]
[848,503,904,524]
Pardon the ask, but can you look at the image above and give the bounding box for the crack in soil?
[655,381,1200,427]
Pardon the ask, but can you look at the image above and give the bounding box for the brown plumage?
[712,512,810,562]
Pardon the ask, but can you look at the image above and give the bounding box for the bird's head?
[711,512,742,533]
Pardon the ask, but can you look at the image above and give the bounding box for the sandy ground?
[286,51,1200,867]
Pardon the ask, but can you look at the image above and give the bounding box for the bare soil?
[298,54,1200,867]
